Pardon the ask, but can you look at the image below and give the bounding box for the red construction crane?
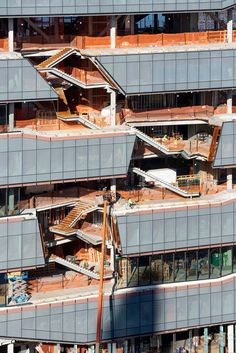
[95,199,108,353]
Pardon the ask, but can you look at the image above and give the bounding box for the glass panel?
[163,253,174,283]
[210,248,221,278]
[221,247,232,276]
[198,249,209,279]
[0,273,6,307]
[174,252,186,282]
[233,246,236,273]
[0,188,6,217]
[0,105,7,126]
[117,258,127,288]
[186,251,197,281]
[0,188,21,217]
[151,254,162,284]
[8,188,20,216]
[127,257,139,288]
[138,256,151,286]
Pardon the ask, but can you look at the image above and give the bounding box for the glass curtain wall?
[117,246,236,288]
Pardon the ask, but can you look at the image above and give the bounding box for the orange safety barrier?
[83,35,110,48]
[76,30,232,49]
[13,29,236,51]
[0,38,8,50]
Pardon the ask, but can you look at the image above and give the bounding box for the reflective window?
[163,253,174,283]
[139,256,150,285]
[174,252,186,282]
[0,104,7,127]
[186,251,197,281]
[222,247,232,276]
[233,247,236,273]
[0,188,21,217]
[198,249,209,279]
[210,248,221,278]
[0,189,7,217]
[0,274,6,307]
[117,258,127,288]
[151,254,162,284]
[127,257,138,287]
[117,246,236,289]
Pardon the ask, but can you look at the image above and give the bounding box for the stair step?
[38,48,72,69]
[50,202,97,235]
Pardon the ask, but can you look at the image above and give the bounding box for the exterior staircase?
[37,47,73,69]
[49,256,100,280]
[41,67,107,89]
[75,115,101,129]
[58,113,101,130]
[132,167,200,198]
[50,201,99,235]
[49,256,112,280]
[208,127,221,162]
[133,128,207,160]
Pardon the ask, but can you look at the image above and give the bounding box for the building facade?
[1,2,236,353]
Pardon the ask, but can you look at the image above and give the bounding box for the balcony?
[121,105,216,125]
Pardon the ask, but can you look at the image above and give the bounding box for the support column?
[130,15,135,35]
[227,168,233,190]
[8,188,15,214]
[56,344,60,353]
[189,329,193,352]
[154,14,158,33]
[8,103,14,131]
[228,325,234,353]
[110,178,116,194]
[110,16,117,49]
[227,9,233,44]
[108,343,112,353]
[8,18,14,52]
[112,343,116,353]
[219,325,224,353]
[54,17,60,40]
[7,344,14,353]
[130,339,135,353]
[172,333,176,353]
[203,327,208,353]
[110,90,116,127]
[123,340,128,353]
[213,91,218,106]
[227,91,233,114]
[88,17,93,36]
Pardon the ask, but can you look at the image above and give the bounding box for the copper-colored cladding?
[112,216,120,248]
[208,127,221,162]
[96,200,108,353]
